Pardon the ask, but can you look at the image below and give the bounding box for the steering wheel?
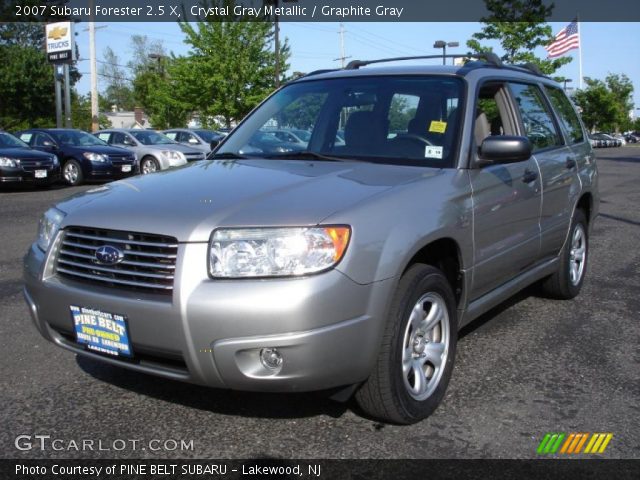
[394,133,434,146]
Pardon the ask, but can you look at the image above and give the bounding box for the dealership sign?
[45,22,75,63]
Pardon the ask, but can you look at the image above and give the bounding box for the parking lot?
[1,147,638,459]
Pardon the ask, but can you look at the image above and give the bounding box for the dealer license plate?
[71,305,132,357]
[121,165,132,172]
[34,170,47,178]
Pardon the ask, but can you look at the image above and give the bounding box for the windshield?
[0,132,29,148]
[130,130,175,145]
[216,76,463,167]
[51,130,108,146]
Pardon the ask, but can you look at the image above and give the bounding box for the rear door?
[468,81,542,299]
[508,82,579,261]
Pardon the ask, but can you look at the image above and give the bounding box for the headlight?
[209,226,351,278]
[0,156,20,167]
[83,152,107,162]
[161,150,185,162]
[37,208,65,252]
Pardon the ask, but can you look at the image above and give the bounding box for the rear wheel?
[540,209,588,299]
[355,264,457,424]
[62,159,83,186]
[140,156,160,174]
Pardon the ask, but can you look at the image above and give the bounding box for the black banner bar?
[3,0,640,23]
[3,459,640,480]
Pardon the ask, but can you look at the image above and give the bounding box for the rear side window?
[509,83,563,152]
[544,86,584,144]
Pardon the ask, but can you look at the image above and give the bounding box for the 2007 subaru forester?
[24,54,598,424]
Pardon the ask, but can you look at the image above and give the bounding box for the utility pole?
[89,21,98,131]
[84,19,106,132]
[334,23,351,68]
[274,8,280,88]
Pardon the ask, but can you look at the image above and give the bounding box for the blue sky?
[74,22,640,115]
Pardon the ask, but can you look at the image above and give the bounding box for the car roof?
[291,60,558,88]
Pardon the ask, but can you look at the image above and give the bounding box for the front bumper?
[87,162,136,179]
[1,165,61,184]
[24,241,394,392]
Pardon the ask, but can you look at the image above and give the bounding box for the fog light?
[260,348,283,371]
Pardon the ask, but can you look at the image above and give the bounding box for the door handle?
[566,157,577,169]
[522,169,538,183]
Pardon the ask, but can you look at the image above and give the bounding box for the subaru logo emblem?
[94,245,124,266]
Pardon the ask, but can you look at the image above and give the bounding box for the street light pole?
[563,78,573,92]
[433,40,459,65]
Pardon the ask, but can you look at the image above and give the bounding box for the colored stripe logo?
[537,433,613,454]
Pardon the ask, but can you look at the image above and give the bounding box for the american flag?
[545,19,580,58]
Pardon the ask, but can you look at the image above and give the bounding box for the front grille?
[20,158,53,172]
[55,227,178,296]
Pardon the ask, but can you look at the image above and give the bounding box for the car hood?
[0,147,53,160]
[146,143,202,154]
[62,145,131,155]
[55,159,434,242]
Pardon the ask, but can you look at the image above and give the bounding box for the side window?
[387,94,419,138]
[543,86,584,144]
[509,82,563,151]
[165,131,177,141]
[474,82,515,147]
[186,133,199,144]
[33,133,54,147]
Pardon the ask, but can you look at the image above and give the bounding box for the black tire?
[540,209,588,299]
[140,156,160,174]
[355,264,458,424]
[62,159,84,186]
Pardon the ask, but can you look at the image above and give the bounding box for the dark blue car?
[0,131,60,187]
[15,129,136,186]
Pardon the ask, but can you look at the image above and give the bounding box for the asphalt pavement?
[1,147,638,459]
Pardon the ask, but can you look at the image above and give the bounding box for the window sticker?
[429,120,447,133]
[425,145,443,159]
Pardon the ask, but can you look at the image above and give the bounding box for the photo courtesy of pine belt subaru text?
[23,54,598,424]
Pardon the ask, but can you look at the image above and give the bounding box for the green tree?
[0,44,55,130]
[99,47,135,111]
[71,93,110,131]
[573,74,634,133]
[172,6,290,128]
[467,0,572,75]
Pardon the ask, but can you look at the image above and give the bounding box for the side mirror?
[41,141,57,151]
[477,136,531,166]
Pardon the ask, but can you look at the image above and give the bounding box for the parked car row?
[588,132,625,148]
[625,132,640,144]
[1,128,222,188]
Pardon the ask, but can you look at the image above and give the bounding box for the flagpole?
[578,14,583,89]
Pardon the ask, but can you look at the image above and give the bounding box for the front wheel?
[140,156,160,174]
[540,209,588,299]
[62,159,83,186]
[355,264,457,424]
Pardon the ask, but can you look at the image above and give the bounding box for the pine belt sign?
[45,22,75,63]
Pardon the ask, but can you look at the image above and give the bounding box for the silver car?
[163,128,224,155]
[24,54,598,424]
[95,129,205,174]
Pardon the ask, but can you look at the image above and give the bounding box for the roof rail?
[345,52,503,70]
[514,62,544,76]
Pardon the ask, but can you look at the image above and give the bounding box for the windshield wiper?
[262,151,361,162]
[210,152,249,160]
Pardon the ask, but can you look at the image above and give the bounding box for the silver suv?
[24,55,598,424]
